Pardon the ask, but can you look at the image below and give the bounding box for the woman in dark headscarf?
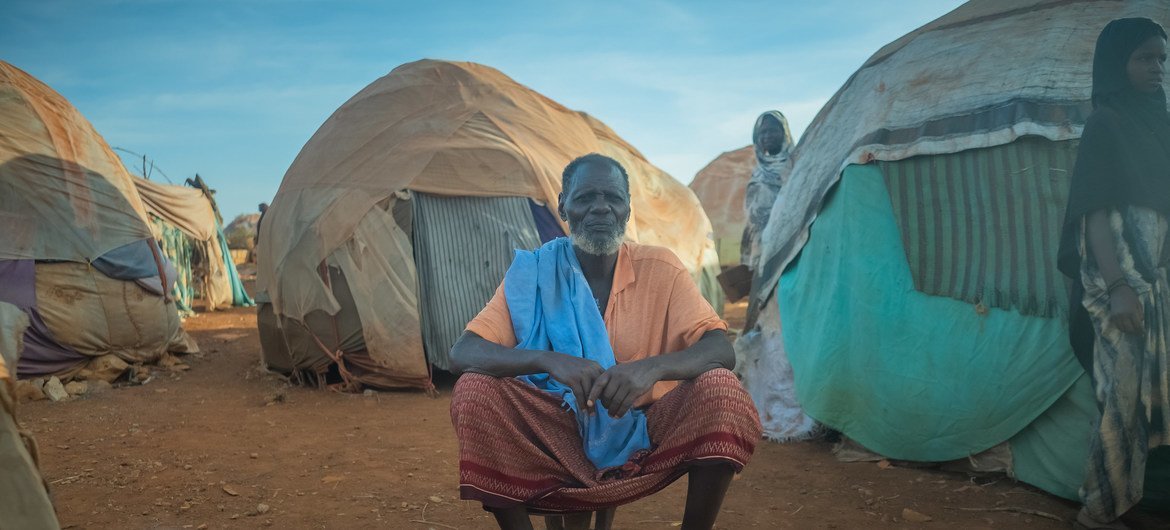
[1057,17,1169,529]
[741,110,794,270]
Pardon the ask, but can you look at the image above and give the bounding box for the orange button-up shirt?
[465,242,727,406]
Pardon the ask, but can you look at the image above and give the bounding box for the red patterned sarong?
[450,368,762,513]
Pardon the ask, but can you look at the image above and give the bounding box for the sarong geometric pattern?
[451,368,761,513]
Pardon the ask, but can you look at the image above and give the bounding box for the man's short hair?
[561,153,630,195]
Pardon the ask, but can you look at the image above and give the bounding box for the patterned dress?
[1078,206,1170,520]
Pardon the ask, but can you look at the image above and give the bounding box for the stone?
[64,381,89,396]
[43,377,70,402]
[85,355,129,383]
[14,379,46,402]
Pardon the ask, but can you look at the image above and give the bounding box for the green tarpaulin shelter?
[737,0,1170,505]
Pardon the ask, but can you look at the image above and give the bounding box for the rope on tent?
[308,331,360,393]
[146,239,169,303]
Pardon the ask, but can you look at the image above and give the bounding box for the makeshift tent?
[256,59,722,391]
[133,175,255,314]
[0,301,59,529]
[690,146,754,267]
[0,60,196,381]
[738,0,1170,504]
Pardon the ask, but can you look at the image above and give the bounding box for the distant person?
[448,154,761,530]
[1057,17,1169,530]
[254,202,269,246]
[741,110,794,270]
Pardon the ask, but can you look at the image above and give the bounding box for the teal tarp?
[778,163,1168,502]
[216,222,254,308]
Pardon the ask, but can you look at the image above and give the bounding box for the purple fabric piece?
[0,259,89,378]
[528,199,565,244]
[16,311,88,378]
[0,259,36,308]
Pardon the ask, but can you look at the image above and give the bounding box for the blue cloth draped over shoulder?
[506,237,650,470]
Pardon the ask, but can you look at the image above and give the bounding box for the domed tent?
[690,146,754,267]
[0,61,196,381]
[133,174,255,315]
[256,59,722,391]
[739,0,1170,502]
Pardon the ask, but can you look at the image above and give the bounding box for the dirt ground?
[21,300,1133,529]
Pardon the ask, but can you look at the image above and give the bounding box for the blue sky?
[1,0,964,220]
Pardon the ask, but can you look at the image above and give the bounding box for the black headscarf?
[1058,17,1170,370]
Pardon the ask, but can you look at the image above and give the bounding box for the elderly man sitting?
[449,154,762,530]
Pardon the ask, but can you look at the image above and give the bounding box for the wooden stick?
[411,520,458,530]
[945,506,1064,522]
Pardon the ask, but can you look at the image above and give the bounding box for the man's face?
[1127,36,1167,94]
[559,162,630,256]
[757,116,786,155]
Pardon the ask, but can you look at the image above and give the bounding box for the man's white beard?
[570,221,626,256]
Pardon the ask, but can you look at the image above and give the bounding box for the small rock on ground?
[43,376,70,402]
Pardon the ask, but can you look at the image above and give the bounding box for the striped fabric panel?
[412,193,543,370]
[150,215,195,315]
[880,137,1078,317]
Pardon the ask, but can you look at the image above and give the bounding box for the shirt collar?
[610,242,635,298]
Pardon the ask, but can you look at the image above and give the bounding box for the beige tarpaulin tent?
[257,59,721,390]
[0,60,194,381]
[133,175,235,310]
[690,146,754,267]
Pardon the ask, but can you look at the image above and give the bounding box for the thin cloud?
[0,0,965,218]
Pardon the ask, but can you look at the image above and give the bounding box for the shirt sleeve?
[664,268,728,349]
[464,282,519,348]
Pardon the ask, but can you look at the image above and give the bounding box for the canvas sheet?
[753,1,1170,315]
[328,196,430,386]
[412,193,542,370]
[690,146,753,266]
[0,302,28,374]
[0,260,90,378]
[258,267,363,380]
[734,296,819,442]
[0,61,152,262]
[771,164,1168,501]
[90,238,163,281]
[257,60,720,336]
[134,176,218,242]
[778,165,1081,461]
[34,261,182,363]
[0,302,59,530]
[1010,373,1170,506]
